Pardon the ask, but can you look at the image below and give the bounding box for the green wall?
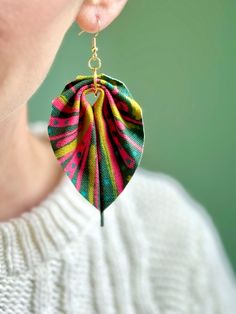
[29,0,236,270]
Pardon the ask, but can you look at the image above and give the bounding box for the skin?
[0,0,127,221]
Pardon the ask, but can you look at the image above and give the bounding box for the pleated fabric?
[48,73,145,217]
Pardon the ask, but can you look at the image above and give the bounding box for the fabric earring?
[47,17,145,227]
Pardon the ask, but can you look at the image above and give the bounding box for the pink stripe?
[56,130,78,148]
[112,87,119,95]
[58,150,74,164]
[48,115,79,128]
[52,98,80,113]
[64,122,94,178]
[116,100,130,112]
[116,125,143,152]
[104,87,115,104]
[123,115,143,125]
[70,86,77,93]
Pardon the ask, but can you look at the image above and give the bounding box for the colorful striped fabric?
[48,73,145,225]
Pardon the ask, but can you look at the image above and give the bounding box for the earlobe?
[75,0,128,33]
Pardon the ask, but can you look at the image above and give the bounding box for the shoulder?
[125,167,224,241]
[127,167,235,277]
[118,167,236,312]
[122,167,205,266]
[124,166,204,234]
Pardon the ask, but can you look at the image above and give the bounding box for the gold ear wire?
[78,12,101,36]
[78,16,102,95]
[78,29,85,36]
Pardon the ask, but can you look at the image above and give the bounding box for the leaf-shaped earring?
[48,17,145,227]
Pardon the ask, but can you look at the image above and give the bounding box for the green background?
[29,0,236,270]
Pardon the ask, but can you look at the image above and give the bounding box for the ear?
[75,0,128,33]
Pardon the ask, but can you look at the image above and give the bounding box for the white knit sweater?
[0,120,235,314]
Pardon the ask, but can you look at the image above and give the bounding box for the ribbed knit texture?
[0,120,235,314]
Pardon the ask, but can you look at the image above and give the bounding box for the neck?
[0,105,64,221]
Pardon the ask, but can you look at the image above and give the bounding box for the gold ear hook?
[78,16,102,96]
[78,29,85,36]
[94,14,101,37]
[78,15,101,36]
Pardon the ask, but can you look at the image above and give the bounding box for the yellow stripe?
[128,97,142,120]
[55,139,77,159]
[59,95,67,105]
